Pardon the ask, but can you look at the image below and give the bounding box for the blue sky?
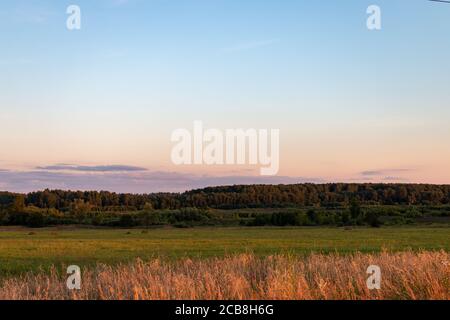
[1,0,450,192]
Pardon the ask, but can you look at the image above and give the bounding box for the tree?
[140,205,160,228]
[10,195,25,212]
[26,211,45,228]
[365,212,382,228]
[119,214,135,227]
[306,209,319,225]
[349,198,362,220]
[341,211,350,225]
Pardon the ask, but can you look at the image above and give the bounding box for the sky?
[1,0,450,193]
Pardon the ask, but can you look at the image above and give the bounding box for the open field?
[0,226,448,276]
[1,252,448,300]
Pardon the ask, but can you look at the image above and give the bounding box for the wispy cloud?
[36,164,148,172]
[354,168,413,183]
[360,169,412,177]
[221,39,279,53]
[0,169,322,193]
[11,5,57,24]
[383,176,408,182]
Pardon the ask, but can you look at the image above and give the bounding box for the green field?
[0,226,448,276]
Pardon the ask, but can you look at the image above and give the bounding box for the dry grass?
[0,251,448,300]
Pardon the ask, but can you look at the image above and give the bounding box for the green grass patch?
[0,226,448,277]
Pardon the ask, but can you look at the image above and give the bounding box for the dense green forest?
[1,184,450,228]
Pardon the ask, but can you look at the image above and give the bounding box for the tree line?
[0,183,449,228]
[1,183,449,211]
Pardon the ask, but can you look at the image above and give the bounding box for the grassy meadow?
[0,226,448,277]
[1,251,448,300]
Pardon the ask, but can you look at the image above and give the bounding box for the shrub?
[118,214,135,227]
[365,211,382,228]
[26,211,46,228]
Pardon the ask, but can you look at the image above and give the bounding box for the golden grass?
[0,251,448,300]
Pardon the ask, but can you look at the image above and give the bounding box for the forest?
[0,183,449,228]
